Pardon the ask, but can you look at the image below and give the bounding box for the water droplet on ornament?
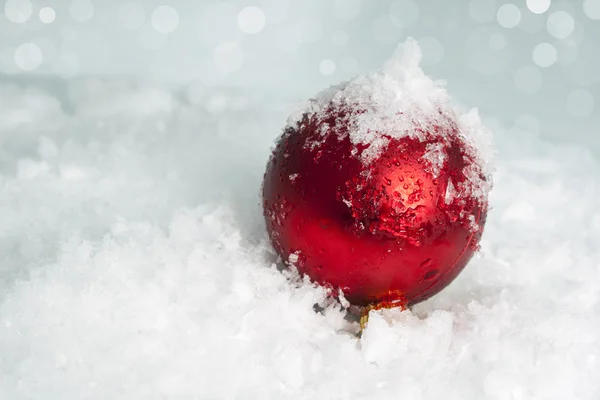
[384,178,392,186]
[403,184,409,190]
[399,176,405,182]
[420,258,433,268]
[424,269,439,281]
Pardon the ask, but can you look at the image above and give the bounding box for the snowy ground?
[0,79,599,399]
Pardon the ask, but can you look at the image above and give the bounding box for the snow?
[422,142,447,178]
[286,38,493,206]
[0,77,599,399]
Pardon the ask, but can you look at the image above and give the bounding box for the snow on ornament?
[262,38,493,321]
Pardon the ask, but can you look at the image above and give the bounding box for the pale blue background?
[1,0,599,150]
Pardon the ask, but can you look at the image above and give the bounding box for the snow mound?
[0,80,599,399]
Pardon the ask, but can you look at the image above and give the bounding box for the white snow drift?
[0,78,599,399]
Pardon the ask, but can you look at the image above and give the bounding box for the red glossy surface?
[262,108,487,308]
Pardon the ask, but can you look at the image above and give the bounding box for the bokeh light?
[4,0,32,23]
[532,42,557,67]
[546,11,575,39]
[526,0,552,14]
[583,0,600,19]
[497,4,522,28]
[319,58,336,76]
[238,6,266,35]
[39,7,56,24]
[151,5,179,34]
[14,42,43,71]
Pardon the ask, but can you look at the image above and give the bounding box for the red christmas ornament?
[262,39,492,309]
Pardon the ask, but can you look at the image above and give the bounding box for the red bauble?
[262,40,491,308]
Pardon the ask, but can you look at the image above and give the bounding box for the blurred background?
[1,0,598,151]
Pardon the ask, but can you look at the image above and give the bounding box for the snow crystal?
[445,178,456,205]
[288,251,300,265]
[422,142,447,178]
[0,79,599,399]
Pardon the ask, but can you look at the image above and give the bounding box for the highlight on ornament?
[262,38,493,326]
